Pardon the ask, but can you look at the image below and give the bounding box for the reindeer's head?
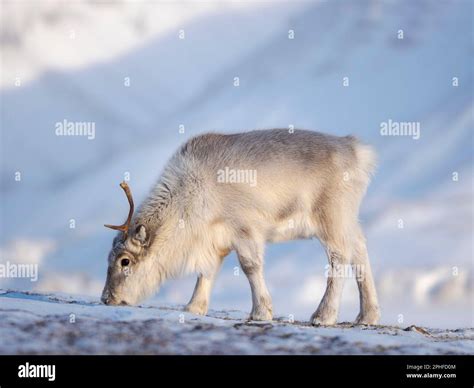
[101,182,159,306]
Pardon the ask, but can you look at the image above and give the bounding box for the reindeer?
[101,129,380,325]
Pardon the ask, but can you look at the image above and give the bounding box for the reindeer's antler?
[104,181,135,236]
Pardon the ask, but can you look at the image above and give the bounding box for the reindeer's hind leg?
[311,190,355,326]
[351,226,380,325]
[311,243,351,326]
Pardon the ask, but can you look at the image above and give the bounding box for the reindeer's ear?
[133,224,148,245]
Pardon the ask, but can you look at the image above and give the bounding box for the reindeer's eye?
[121,258,130,267]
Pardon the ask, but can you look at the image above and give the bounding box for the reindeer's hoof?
[310,311,337,326]
[184,302,208,316]
[250,306,273,321]
[355,308,380,325]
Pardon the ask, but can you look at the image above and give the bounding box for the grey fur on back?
[136,129,375,234]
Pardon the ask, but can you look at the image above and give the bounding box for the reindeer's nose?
[101,289,112,305]
[101,292,111,305]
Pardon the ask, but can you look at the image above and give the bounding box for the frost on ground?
[0,290,472,355]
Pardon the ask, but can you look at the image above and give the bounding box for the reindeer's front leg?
[185,276,213,315]
[185,257,224,316]
[236,240,273,321]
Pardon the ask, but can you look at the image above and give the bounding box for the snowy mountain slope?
[0,1,472,329]
[1,1,277,88]
[1,290,472,355]
[1,1,304,189]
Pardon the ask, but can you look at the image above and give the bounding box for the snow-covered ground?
[1,290,472,355]
[0,0,473,334]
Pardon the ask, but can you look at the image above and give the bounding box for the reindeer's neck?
[135,157,214,281]
[135,180,172,227]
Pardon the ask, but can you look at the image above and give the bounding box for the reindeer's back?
[179,129,370,175]
[168,129,375,240]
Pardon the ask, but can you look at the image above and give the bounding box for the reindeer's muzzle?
[101,293,128,306]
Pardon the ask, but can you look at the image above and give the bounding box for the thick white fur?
[102,129,380,325]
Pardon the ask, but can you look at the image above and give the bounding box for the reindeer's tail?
[346,136,377,188]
